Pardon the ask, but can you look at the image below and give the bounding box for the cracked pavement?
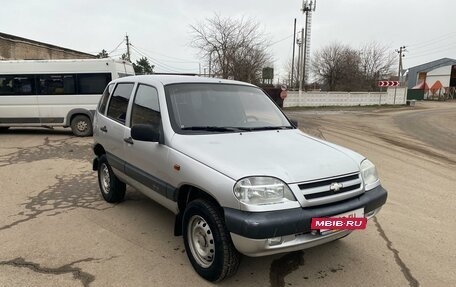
[0,102,455,286]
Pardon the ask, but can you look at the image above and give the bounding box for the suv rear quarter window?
[98,83,114,114]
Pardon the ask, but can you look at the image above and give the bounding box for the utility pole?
[125,34,131,62]
[394,46,406,104]
[296,34,302,89]
[298,28,304,92]
[291,18,297,89]
[208,52,212,77]
[396,46,406,83]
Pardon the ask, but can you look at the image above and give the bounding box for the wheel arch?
[174,184,224,236]
[66,108,95,126]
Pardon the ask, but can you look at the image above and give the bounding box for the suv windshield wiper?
[181,126,242,132]
[237,126,294,131]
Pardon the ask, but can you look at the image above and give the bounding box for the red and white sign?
[377,81,400,87]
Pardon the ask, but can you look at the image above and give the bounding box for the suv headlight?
[360,159,379,186]
[233,177,296,205]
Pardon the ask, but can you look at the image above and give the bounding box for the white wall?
[283,87,407,107]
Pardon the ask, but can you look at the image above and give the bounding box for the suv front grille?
[298,173,362,200]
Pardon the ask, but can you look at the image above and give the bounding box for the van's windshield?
[165,83,293,134]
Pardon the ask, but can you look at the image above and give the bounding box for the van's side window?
[77,73,112,94]
[131,84,160,131]
[0,75,36,95]
[106,83,134,124]
[98,84,114,114]
[38,74,76,95]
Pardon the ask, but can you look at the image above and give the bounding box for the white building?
[406,58,456,89]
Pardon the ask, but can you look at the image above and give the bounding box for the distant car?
[92,75,387,282]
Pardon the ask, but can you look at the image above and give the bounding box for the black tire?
[0,127,9,132]
[70,115,93,137]
[97,155,126,203]
[183,199,240,282]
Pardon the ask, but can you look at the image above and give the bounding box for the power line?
[408,40,456,53]
[130,44,198,72]
[108,39,125,55]
[407,32,456,49]
[270,33,295,46]
[130,45,197,73]
[130,45,200,63]
[407,37,456,54]
[130,46,177,72]
[109,51,126,58]
[406,43,456,59]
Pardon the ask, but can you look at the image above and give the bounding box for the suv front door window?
[124,84,172,201]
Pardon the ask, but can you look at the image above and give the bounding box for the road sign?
[377,81,400,87]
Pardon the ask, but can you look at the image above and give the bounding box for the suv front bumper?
[224,185,387,256]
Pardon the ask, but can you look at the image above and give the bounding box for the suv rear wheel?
[183,199,240,282]
[97,155,126,203]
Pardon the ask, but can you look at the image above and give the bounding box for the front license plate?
[318,208,365,235]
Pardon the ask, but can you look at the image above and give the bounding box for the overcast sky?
[2,0,456,80]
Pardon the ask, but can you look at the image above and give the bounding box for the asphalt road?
[0,101,455,287]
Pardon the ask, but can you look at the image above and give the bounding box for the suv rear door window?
[106,83,134,124]
[131,84,160,130]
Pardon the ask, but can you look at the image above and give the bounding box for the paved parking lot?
[0,101,455,287]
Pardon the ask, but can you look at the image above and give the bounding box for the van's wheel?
[97,155,125,203]
[70,115,92,137]
[0,127,9,132]
[183,199,240,282]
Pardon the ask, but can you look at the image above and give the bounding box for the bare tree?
[311,42,395,91]
[190,14,271,84]
[312,43,360,91]
[359,42,395,90]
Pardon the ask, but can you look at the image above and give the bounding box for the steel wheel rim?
[76,121,88,132]
[187,215,215,268]
[100,163,111,194]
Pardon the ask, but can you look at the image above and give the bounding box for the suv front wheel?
[97,155,126,203]
[183,199,240,282]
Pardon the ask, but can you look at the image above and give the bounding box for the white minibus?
[0,58,134,136]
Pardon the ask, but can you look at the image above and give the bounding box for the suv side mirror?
[131,124,160,142]
[290,118,298,128]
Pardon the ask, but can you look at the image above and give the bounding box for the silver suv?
[92,75,387,282]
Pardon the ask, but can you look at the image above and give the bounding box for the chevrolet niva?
[92,75,387,282]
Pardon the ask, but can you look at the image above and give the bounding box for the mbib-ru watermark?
[311,218,367,230]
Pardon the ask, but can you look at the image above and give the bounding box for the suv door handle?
[124,137,134,145]
[100,126,107,132]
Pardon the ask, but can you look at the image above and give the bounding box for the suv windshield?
[165,83,293,133]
